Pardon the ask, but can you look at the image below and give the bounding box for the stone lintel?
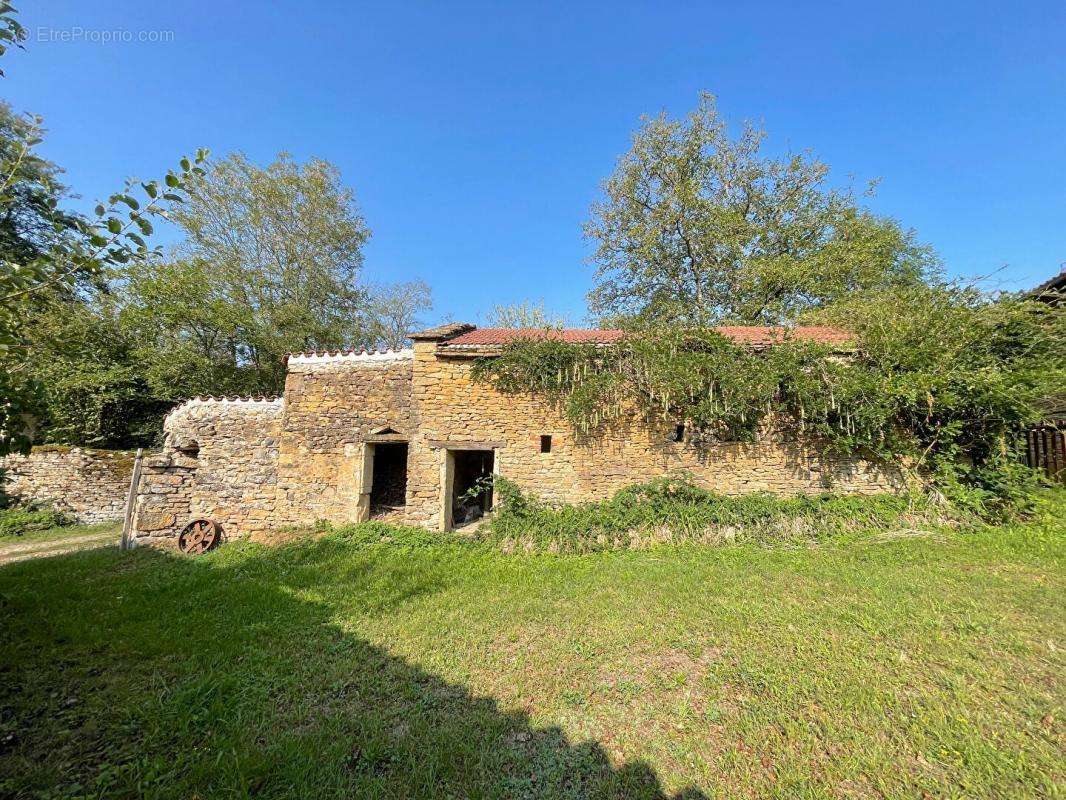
[363,433,408,443]
[427,440,503,451]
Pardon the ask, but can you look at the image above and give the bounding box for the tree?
[125,153,398,396]
[160,152,374,391]
[21,296,168,447]
[0,103,76,267]
[369,280,433,350]
[586,93,935,326]
[0,2,26,78]
[485,300,567,329]
[21,149,434,448]
[0,143,205,454]
[0,97,204,455]
[0,3,205,455]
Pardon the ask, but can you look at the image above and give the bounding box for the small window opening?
[540,435,552,453]
[176,439,200,458]
[670,425,685,443]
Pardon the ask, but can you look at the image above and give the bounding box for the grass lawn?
[0,520,120,547]
[0,493,1062,799]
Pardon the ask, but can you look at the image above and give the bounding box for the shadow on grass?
[0,537,708,799]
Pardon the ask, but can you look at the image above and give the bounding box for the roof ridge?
[441,325,852,348]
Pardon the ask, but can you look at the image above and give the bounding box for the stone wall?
[275,350,413,526]
[404,341,903,528]
[1,446,134,524]
[132,398,283,545]
[131,350,415,545]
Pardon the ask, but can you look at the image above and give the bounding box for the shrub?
[0,504,75,537]
[475,474,948,553]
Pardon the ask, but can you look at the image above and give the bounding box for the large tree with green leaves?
[19,150,434,448]
[123,152,427,398]
[0,4,205,454]
[586,93,936,326]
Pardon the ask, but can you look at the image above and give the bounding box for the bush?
[0,504,75,537]
[333,520,456,550]
[476,474,949,553]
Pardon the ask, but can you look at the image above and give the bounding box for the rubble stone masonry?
[132,398,283,545]
[403,341,902,528]
[275,350,413,527]
[133,334,904,544]
[1,446,134,523]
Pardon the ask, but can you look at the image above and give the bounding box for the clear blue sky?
[6,1,1065,325]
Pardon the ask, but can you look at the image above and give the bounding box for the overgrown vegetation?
[476,285,1063,518]
[464,475,946,553]
[0,503,73,537]
[477,92,1066,519]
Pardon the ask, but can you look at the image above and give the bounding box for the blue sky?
[5,1,1065,325]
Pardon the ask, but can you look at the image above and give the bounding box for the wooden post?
[120,448,144,551]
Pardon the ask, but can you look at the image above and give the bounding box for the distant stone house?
[132,324,904,545]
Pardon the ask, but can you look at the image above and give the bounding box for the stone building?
[132,324,903,545]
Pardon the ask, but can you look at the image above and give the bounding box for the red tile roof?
[441,325,851,348]
[445,328,625,346]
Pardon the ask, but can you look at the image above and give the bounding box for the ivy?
[473,286,1065,517]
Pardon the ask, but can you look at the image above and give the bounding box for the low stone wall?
[1,446,135,523]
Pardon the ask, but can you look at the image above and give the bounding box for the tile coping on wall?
[287,348,414,366]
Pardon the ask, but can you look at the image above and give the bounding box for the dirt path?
[0,531,119,566]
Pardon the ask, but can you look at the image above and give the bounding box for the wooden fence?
[1025,426,1065,483]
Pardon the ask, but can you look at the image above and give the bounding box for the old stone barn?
[132,324,902,545]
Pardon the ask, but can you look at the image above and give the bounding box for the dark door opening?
[450,449,494,528]
[370,442,408,514]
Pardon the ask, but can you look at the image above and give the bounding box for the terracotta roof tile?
[445,328,624,346]
[441,325,851,348]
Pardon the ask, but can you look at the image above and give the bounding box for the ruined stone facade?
[1,446,134,524]
[134,398,283,542]
[132,325,904,545]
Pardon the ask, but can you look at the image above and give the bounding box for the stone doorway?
[444,449,494,530]
[369,441,408,517]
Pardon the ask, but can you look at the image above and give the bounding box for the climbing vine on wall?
[473,286,1066,516]
[473,328,877,447]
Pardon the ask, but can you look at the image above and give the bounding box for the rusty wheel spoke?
[179,519,222,555]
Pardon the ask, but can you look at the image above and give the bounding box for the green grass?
[0,519,118,546]
[0,492,1063,799]
[0,505,75,539]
